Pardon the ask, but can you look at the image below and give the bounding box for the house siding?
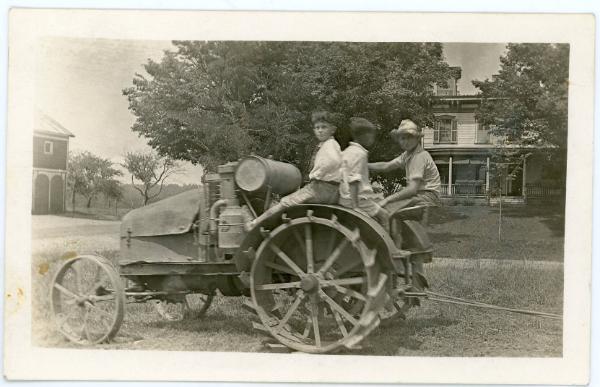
[424,112,484,147]
[33,136,68,170]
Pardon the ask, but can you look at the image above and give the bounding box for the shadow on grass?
[349,314,459,355]
[428,207,469,225]
[141,309,258,336]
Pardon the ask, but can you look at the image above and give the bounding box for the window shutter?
[434,121,439,143]
[451,120,457,143]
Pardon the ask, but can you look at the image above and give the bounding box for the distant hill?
[68,183,201,213]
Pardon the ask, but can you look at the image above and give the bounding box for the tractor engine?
[199,156,301,262]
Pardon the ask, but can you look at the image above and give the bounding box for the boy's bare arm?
[380,179,419,207]
[349,181,360,208]
[368,161,397,173]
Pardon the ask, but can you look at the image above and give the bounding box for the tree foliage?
[67,151,123,208]
[122,150,182,205]
[124,41,453,175]
[473,43,569,183]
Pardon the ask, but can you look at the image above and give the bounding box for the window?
[475,122,490,144]
[43,141,53,155]
[434,116,457,144]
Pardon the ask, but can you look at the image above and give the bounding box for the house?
[423,68,559,203]
[32,112,75,214]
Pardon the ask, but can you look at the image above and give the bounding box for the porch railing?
[440,182,487,196]
[524,183,564,198]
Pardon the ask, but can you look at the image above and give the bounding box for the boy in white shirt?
[245,111,342,230]
[339,117,390,231]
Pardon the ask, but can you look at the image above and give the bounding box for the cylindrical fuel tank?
[234,156,302,195]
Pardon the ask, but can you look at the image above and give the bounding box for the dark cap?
[349,117,377,136]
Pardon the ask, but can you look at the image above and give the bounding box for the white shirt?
[308,138,342,183]
[339,142,377,200]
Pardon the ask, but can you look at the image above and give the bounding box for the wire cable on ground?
[425,290,563,320]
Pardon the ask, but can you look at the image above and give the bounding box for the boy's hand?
[378,198,389,207]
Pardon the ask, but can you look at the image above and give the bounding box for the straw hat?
[391,119,422,137]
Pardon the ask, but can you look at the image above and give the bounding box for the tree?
[122,150,182,205]
[67,151,123,209]
[103,179,124,215]
[123,41,453,177]
[473,43,569,183]
[473,43,569,239]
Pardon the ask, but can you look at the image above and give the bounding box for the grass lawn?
[32,202,564,355]
[32,249,562,356]
[428,203,565,262]
[62,206,133,221]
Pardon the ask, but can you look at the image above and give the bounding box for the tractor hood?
[120,189,203,237]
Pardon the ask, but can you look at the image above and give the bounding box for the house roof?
[34,111,75,138]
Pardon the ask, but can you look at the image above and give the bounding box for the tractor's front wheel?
[50,255,125,344]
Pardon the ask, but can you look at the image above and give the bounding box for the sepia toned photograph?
[4,10,594,384]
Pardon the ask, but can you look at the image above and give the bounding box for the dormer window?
[434,116,457,144]
[43,141,53,155]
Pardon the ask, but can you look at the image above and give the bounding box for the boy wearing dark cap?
[245,111,342,230]
[339,117,390,230]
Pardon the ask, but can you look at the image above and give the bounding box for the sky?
[35,40,506,184]
[443,43,506,94]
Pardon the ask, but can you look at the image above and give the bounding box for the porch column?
[448,156,453,196]
[522,156,528,201]
[63,171,67,213]
[485,156,490,195]
[47,172,52,213]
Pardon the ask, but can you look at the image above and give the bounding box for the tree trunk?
[87,196,93,208]
[71,190,76,215]
[498,184,503,241]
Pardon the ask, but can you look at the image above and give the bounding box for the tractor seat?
[390,205,428,222]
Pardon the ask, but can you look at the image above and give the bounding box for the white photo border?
[4,9,595,385]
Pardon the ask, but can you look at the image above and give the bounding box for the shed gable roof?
[34,111,75,138]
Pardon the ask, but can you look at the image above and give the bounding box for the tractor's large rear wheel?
[250,210,388,353]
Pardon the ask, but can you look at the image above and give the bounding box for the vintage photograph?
[31,38,567,356]
[5,10,594,384]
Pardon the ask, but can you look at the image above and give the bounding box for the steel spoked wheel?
[251,211,388,353]
[154,293,214,321]
[50,255,125,344]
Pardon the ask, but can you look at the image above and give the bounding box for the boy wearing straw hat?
[369,119,442,212]
[369,119,441,302]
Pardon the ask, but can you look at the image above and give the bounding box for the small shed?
[32,112,75,214]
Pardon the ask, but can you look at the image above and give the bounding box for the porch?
[433,155,563,203]
[434,154,527,199]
